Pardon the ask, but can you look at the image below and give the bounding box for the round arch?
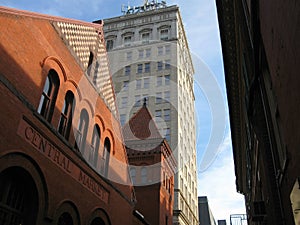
[88,208,111,225]
[0,152,48,224]
[53,200,80,225]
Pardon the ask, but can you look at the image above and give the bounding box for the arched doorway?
[0,167,38,225]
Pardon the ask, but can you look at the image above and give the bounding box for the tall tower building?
[102,2,198,225]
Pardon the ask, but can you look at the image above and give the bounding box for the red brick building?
[216,0,300,224]
[0,6,141,225]
[123,102,176,225]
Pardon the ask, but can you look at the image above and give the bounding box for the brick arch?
[53,200,81,225]
[41,56,67,82]
[88,208,111,225]
[0,151,49,224]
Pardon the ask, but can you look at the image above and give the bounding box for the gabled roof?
[123,102,162,141]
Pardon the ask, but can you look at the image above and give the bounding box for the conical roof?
[122,101,162,141]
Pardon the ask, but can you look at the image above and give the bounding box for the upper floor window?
[141,32,150,44]
[144,78,150,89]
[75,109,89,154]
[103,138,111,177]
[157,61,163,71]
[160,29,169,40]
[37,69,60,122]
[136,79,142,89]
[123,80,129,91]
[165,75,170,85]
[125,65,131,75]
[165,59,171,69]
[126,51,132,61]
[157,76,163,86]
[89,125,100,167]
[144,63,150,73]
[58,91,75,140]
[145,49,151,58]
[137,64,143,74]
[165,45,171,54]
[124,36,132,46]
[106,39,114,51]
[158,46,163,55]
[121,96,128,108]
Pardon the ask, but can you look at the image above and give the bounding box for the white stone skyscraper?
[103,2,198,224]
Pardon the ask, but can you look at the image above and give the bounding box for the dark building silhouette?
[0,6,149,225]
[216,0,300,224]
[198,196,217,225]
[123,102,176,225]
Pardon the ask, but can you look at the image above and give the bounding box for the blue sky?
[0,0,246,222]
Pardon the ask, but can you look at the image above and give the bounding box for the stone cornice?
[216,0,244,193]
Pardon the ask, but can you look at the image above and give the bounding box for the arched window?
[58,91,75,140]
[87,52,94,76]
[89,125,100,167]
[75,109,89,154]
[141,167,147,184]
[57,212,73,225]
[37,69,60,122]
[90,217,106,225]
[0,168,38,225]
[103,138,111,177]
[130,167,136,185]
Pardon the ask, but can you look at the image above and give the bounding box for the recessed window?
[164,109,170,121]
[136,79,142,89]
[144,63,150,73]
[37,69,60,122]
[121,97,128,108]
[125,65,131,75]
[165,45,171,54]
[145,49,151,58]
[123,80,129,91]
[156,92,162,104]
[89,125,100,167]
[155,110,162,118]
[164,91,170,102]
[158,46,163,55]
[103,138,111,177]
[138,50,144,59]
[144,78,150,89]
[160,29,169,40]
[164,127,170,141]
[58,91,75,140]
[165,75,170,85]
[137,64,143,74]
[106,39,114,51]
[134,95,140,107]
[75,109,89,154]
[126,51,132,61]
[124,36,132,46]
[142,32,150,43]
[157,61,163,71]
[165,60,171,69]
[157,76,163,86]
